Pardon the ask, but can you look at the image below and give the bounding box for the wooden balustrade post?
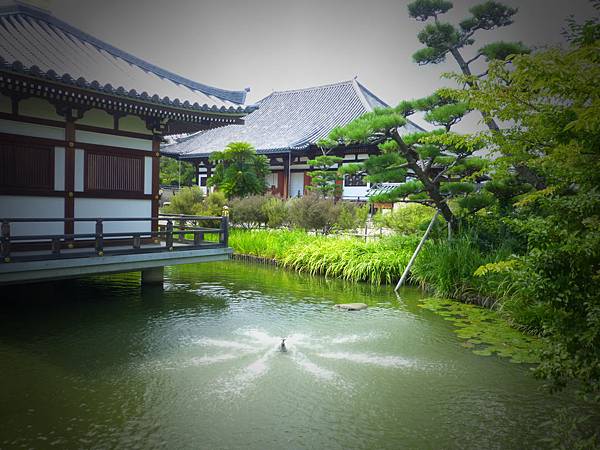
[178,219,185,242]
[51,237,61,255]
[166,220,174,250]
[220,216,229,246]
[95,219,104,256]
[1,220,10,262]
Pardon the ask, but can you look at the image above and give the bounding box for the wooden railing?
[0,214,229,263]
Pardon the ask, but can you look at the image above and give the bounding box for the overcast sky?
[46,0,596,130]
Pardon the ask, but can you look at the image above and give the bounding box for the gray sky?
[48,0,596,130]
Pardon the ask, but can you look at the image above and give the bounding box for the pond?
[0,261,580,449]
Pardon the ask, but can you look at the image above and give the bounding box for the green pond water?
[0,261,583,449]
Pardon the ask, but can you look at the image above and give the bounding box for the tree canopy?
[320,90,486,230]
[452,25,600,397]
[408,0,530,131]
[207,142,270,198]
[159,157,195,187]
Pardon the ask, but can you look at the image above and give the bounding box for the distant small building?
[162,79,423,201]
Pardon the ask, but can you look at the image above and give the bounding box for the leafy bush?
[201,191,227,216]
[262,196,288,228]
[287,194,340,233]
[334,202,369,231]
[161,186,204,215]
[373,203,445,236]
[229,195,269,228]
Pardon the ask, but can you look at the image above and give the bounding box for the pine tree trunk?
[449,48,500,132]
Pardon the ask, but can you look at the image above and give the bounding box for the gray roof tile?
[0,2,249,113]
[162,79,424,157]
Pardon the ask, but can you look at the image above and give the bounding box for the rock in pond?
[335,303,368,311]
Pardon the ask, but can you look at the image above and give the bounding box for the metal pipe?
[394,209,440,293]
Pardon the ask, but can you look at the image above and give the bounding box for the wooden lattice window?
[86,151,144,193]
[0,141,53,190]
[344,173,367,187]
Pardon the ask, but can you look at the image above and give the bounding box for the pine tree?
[321,91,486,231]
[408,0,530,131]
[306,154,343,197]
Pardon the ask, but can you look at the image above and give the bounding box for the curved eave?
[0,4,248,105]
[0,62,254,116]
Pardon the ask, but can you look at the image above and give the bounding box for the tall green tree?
[207,142,270,198]
[306,153,343,197]
[160,157,195,186]
[321,91,486,231]
[408,0,529,131]
[456,18,600,398]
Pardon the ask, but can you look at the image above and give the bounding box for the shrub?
[229,195,269,228]
[262,196,288,228]
[288,194,340,233]
[334,202,369,231]
[161,186,204,215]
[372,203,444,236]
[201,191,227,216]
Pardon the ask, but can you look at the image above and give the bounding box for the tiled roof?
[0,2,249,113]
[162,79,424,157]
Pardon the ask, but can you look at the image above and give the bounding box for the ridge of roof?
[0,2,248,105]
[355,80,389,109]
[351,78,375,112]
[267,79,357,97]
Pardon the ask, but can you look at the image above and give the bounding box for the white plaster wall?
[18,98,64,122]
[0,119,64,140]
[0,196,64,236]
[74,198,152,235]
[75,130,152,151]
[54,147,65,191]
[265,173,278,189]
[74,149,84,192]
[343,184,370,201]
[120,115,152,135]
[0,94,11,114]
[144,157,153,195]
[290,172,304,197]
[77,108,113,129]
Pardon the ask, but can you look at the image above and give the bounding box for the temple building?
[162,79,423,201]
[0,0,248,283]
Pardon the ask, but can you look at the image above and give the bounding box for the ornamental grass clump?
[228,229,308,260]
[282,235,418,284]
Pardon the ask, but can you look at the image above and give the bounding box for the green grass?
[228,229,419,285]
[410,234,513,306]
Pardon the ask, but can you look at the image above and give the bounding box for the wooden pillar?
[64,118,76,237]
[151,137,160,240]
[141,266,164,285]
[282,153,290,199]
[205,160,212,193]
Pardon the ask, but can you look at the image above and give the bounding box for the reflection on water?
[0,261,587,449]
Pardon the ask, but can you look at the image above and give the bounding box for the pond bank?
[228,228,508,307]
